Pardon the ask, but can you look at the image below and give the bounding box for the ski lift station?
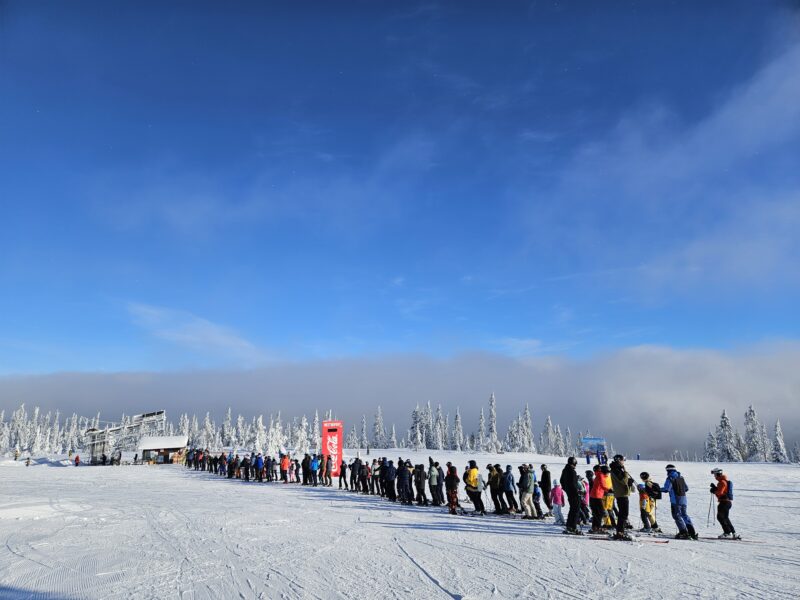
[85,411,168,464]
[137,435,188,464]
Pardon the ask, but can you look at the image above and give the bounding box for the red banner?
[322,420,343,477]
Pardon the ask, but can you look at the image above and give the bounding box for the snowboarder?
[710,468,739,539]
[662,464,698,540]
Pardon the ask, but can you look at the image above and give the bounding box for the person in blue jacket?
[502,465,519,513]
[662,464,698,540]
[311,455,320,487]
[255,453,264,482]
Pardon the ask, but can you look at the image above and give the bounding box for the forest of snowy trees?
[1,394,605,459]
[2,397,797,462]
[703,405,798,464]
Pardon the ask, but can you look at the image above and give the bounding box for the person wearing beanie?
[662,464,698,540]
[550,482,565,525]
[560,457,583,534]
[639,472,663,533]
[540,464,553,517]
[502,465,519,513]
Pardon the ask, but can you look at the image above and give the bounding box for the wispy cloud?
[128,302,269,367]
[524,41,800,293]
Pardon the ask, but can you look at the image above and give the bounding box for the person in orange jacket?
[280,454,291,483]
[710,468,739,539]
[589,464,611,533]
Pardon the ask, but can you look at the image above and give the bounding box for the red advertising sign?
[322,420,343,477]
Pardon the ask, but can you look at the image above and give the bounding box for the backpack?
[726,480,734,501]
[672,475,687,497]
[647,482,662,500]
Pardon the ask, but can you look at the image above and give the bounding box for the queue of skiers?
[182,447,740,541]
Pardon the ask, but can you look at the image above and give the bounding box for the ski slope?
[1,451,798,599]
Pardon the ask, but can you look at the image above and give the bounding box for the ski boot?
[687,525,699,540]
[675,530,689,540]
[612,532,633,541]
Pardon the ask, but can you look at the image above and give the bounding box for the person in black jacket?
[540,465,553,517]
[384,460,397,501]
[445,465,460,515]
[339,460,348,490]
[560,457,583,534]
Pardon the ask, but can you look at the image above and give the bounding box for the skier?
[428,463,440,506]
[325,455,333,487]
[445,465,460,515]
[464,460,486,515]
[638,484,656,533]
[371,459,381,495]
[550,482,565,525]
[518,465,535,519]
[74,454,80,466]
[311,455,320,487]
[560,457,583,534]
[385,460,397,501]
[241,454,251,482]
[488,464,508,514]
[540,464,553,516]
[662,464,698,540]
[639,472,662,533]
[609,454,634,541]
[710,468,739,539]
[502,465,519,513]
[589,464,610,534]
[255,453,264,482]
[339,459,348,490]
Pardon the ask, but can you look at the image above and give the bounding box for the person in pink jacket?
[550,482,565,525]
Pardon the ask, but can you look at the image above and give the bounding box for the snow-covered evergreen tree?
[433,405,445,451]
[373,407,387,449]
[703,431,718,462]
[772,420,789,463]
[521,404,535,453]
[389,424,398,449]
[540,416,556,455]
[452,408,464,451]
[554,424,566,456]
[715,410,742,462]
[791,441,800,464]
[360,414,369,449]
[222,407,233,447]
[345,424,359,449]
[486,393,502,453]
[311,410,320,453]
[477,407,486,452]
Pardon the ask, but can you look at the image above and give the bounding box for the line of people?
[183,448,738,541]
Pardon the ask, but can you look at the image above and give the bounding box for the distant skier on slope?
[710,468,740,539]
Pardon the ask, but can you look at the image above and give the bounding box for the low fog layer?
[1,343,798,458]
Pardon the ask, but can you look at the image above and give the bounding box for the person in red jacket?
[710,468,739,539]
[589,464,611,533]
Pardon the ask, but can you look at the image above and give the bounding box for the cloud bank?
[1,343,798,458]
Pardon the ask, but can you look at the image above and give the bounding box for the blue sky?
[1,1,799,374]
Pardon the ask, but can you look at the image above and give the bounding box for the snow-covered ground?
[1,451,798,599]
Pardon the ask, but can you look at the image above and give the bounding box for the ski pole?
[707,494,713,527]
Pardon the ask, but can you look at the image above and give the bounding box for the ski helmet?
[567,457,578,466]
[640,472,649,480]
[665,464,676,471]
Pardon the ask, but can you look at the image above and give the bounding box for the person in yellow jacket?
[464,460,486,515]
[638,484,656,533]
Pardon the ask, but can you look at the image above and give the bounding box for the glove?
[709,483,717,493]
